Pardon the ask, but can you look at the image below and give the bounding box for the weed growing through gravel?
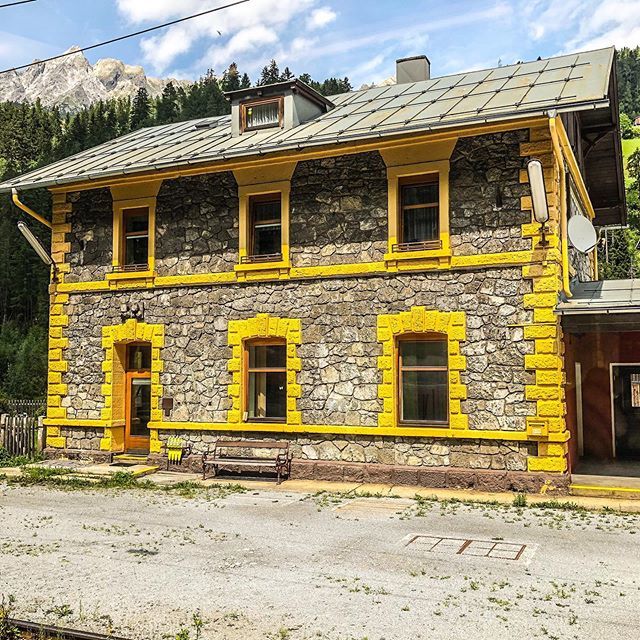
[0,595,20,640]
[512,493,527,507]
[2,467,246,499]
[306,489,399,511]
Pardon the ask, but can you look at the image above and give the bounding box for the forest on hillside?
[0,60,350,404]
[1,48,640,403]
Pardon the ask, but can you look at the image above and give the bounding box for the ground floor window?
[398,336,448,424]
[246,340,287,421]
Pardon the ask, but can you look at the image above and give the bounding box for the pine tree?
[221,63,241,92]
[156,82,180,124]
[130,87,151,130]
[258,60,281,85]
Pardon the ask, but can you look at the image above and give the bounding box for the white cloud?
[199,25,280,70]
[116,0,317,74]
[276,2,512,85]
[306,7,337,31]
[520,0,640,51]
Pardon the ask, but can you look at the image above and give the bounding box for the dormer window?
[242,98,283,132]
[225,79,334,138]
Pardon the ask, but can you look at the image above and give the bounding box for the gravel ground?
[1,480,640,640]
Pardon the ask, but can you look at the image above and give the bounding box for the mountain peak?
[0,47,190,113]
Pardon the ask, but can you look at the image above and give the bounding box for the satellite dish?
[568,215,598,254]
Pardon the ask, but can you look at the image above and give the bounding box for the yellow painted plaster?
[376,307,467,430]
[110,180,162,282]
[226,313,302,425]
[519,125,569,474]
[100,319,165,452]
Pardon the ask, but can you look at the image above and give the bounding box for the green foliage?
[628,148,640,181]
[620,112,639,139]
[0,595,20,640]
[298,73,352,96]
[5,324,48,398]
[618,46,640,119]
[130,87,152,130]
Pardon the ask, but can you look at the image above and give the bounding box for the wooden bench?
[202,439,292,484]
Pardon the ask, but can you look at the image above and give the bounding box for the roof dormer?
[225,79,334,137]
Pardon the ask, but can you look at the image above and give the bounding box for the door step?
[570,483,640,499]
[113,453,149,466]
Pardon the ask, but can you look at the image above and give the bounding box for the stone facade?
[47,125,574,485]
[290,152,388,266]
[62,131,534,283]
[66,188,113,282]
[449,130,531,255]
[155,172,239,275]
[62,268,535,430]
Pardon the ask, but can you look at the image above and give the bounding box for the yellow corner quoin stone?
[46,276,72,442]
[226,314,302,426]
[376,307,467,429]
[519,126,569,474]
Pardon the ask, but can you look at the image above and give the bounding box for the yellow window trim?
[235,180,291,280]
[376,307,468,430]
[227,314,302,426]
[384,159,451,266]
[100,319,165,453]
[110,180,162,281]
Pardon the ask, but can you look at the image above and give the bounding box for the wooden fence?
[0,414,44,458]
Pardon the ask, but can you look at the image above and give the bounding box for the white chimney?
[396,55,430,84]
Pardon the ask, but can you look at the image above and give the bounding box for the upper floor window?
[242,98,283,132]
[248,194,282,262]
[398,175,440,250]
[121,207,149,270]
[246,340,287,421]
[398,336,448,425]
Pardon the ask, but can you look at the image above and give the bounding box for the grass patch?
[512,493,527,508]
[3,467,246,498]
[530,499,587,512]
[0,448,42,468]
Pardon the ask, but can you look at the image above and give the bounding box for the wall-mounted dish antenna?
[567,215,598,254]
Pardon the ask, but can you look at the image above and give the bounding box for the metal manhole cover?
[406,535,527,561]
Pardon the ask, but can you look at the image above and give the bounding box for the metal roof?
[0,47,616,193]
[557,279,640,315]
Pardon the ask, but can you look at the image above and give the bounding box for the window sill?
[234,260,290,279]
[385,247,451,266]
[398,422,450,428]
[106,270,156,282]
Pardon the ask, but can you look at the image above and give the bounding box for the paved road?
[1,481,639,639]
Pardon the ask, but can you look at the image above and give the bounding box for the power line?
[0,0,250,76]
[0,0,37,8]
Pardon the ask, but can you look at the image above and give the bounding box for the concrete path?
[1,480,639,639]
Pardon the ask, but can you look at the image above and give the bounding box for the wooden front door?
[124,344,152,453]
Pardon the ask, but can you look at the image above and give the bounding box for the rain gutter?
[11,188,52,229]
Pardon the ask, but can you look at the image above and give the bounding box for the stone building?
[0,48,626,491]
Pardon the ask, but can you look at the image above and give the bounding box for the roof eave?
[0,99,611,195]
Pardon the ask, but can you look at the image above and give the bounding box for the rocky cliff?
[0,46,189,112]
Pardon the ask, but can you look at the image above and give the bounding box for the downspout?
[548,116,572,298]
[11,188,53,229]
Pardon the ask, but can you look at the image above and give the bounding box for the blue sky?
[1,0,639,86]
